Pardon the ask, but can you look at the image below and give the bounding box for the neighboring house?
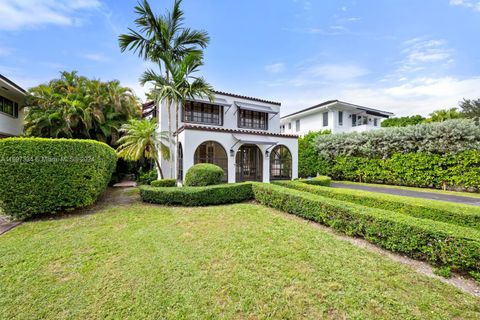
[0,75,26,137]
[280,100,394,136]
[145,91,298,183]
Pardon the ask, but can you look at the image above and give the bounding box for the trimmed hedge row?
[252,183,480,277]
[298,176,332,187]
[0,138,117,220]
[140,183,253,206]
[273,181,480,230]
[150,179,176,187]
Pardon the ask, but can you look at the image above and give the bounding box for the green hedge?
[140,183,253,206]
[0,138,117,219]
[184,163,224,187]
[298,176,332,187]
[150,179,176,187]
[273,181,480,230]
[252,183,480,277]
[324,151,480,191]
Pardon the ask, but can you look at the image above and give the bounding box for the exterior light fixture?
[265,150,270,158]
[230,149,235,157]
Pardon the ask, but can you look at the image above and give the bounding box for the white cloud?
[265,63,286,74]
[304,63,369,81]
[0,0,101,30]
[397,38,453,73]
[449,0,480,11]
[83,53,110,62]
[0,46,12,56]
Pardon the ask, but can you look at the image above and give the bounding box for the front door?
[236,145,263,182]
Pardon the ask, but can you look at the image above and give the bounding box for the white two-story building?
[145,91,298,183]
[0,75,25,137]
[281,100,394,136]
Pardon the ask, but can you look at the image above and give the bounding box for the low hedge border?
[252,183,480,278]
[140,183,253,206]
[150,179,176,187]
[298,176,332,187]
[272,181,480,230]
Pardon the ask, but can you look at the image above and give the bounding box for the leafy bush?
[184,163,224,187]
[0,138,117,219]
[273,181,480,230]
[381,115,426,128]
[137,168,157,185]
[316,119,480,159]
[140,183,253,206]
[150,179,176,187]
[252,183,480,277]
[298,130,330,177]
[298,176,332,187]
[324,151,480,190]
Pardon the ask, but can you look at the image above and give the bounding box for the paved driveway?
[331,183,480,206]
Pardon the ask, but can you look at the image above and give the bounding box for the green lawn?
[1,203,479,319]
[334,180,480,199]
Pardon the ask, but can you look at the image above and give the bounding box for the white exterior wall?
[281,102,390,136]
[157,92,298,183]
[0,78,25,137]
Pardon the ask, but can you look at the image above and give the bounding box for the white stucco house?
[280,100,394,136]
[0,75,25,137]
[144,91,298,183]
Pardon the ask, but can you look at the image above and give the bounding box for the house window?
[374,118,378,126]
[323,112,329,127]
[338,111,343,126]
[295,120,300,132]
[363,116,368,125]
[288,122,292,130]
[270,145,292,180]
[352,115,357,127]
[238,109,268,130]
[177,143,183,181]
[0,96,19,118]
[183,100,223,125]
[280,125,285,133]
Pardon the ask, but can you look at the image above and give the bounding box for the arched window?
[270,145,292,180]
[177,143,183,181]
[194,141,228,182]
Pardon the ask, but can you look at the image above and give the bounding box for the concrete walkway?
[331,183,480,206]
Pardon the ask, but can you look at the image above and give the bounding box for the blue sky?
[1,0,480,116]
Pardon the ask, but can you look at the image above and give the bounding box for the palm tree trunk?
[154,157,164,179]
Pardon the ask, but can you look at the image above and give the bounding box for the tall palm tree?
[116,119,171,179]
[140,51,213,179]
[119,0,210,175]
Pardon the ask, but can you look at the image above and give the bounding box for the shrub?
[298,130,330,178]
[272,181,480,230]
[299,176,332,187]
[252,183,480,277]
[137,168,157,185]
[0,138,117,220]
[184,163,224,187]
[140,183,253,206]
[150,179,176,187]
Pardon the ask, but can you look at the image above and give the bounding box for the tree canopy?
[25,71,141,146]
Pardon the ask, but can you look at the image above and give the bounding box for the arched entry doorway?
[236,144,263,182]
[194,141,228,182]
[270,145,292,180]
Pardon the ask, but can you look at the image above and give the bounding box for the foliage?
[315,119,480,160]
[298,176,332,187]
[298,130,330,177]
[426,108,463,123]
[137,168,157,185]
[273,180,480,230]
[459,98,480,119]
[252,183,480,278]
[140,183,253,206]
[0,138,116,220]
[323,151,480,191]
[184,163,224,187]
[150,179,177,187]
[381,115,425,127]
[433,266,452,278]
[25,71,140,146]
[116,118,170,179]
[2,203,478,319]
